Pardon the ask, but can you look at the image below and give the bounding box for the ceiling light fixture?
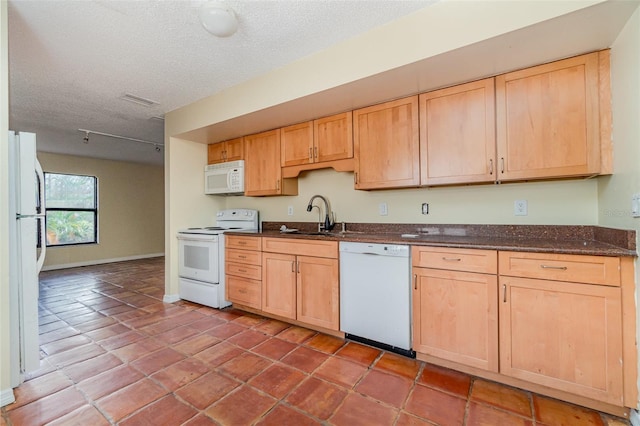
[199,1,239,37]
[78,129,163,153]
[120,93,158,107]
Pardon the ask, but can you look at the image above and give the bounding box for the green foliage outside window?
[44,173,97,246]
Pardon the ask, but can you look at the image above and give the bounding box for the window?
[44,173,98,246]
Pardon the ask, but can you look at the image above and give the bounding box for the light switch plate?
[287,205,293,216]
[421,203,429,215]
[379,202,388,216]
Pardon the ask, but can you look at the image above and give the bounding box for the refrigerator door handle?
[35,159,46,273]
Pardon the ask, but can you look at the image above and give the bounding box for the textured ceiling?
[7,0,434,166]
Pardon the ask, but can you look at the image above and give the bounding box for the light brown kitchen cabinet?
[225,235,262,309]
[281,121,314,167]
[498,251,623,405]
[353,96,420,189]
[244,129,298,196]
[496,51,611,181]
[280,112,354,177]
[261,237,339,331]
[412,247,498,371]
[419,78,496,185]
[207,137,244,164]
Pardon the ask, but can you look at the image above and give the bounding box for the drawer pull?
[238,269,247,273]
[238,241,247,245]
[442,257,461,262]
[238,255,247,259]
[238,289,247,294]
[540,265,568,271]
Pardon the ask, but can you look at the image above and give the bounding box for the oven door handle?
[177,236,217,243]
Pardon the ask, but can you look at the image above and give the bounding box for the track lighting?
[78,129,163,153]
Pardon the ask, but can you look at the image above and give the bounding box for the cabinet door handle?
[291,261,295,272]
[309,147,313,160]
[489,159,493,175]
[442,257,461,262]
[314,146,318,159]
[503,284,507,303]
[413,274,417,290]
[276,179,280,191]
[500,157,505,174]
[297,261,300,274]
[354,172,358,184]
[540,264,568,271]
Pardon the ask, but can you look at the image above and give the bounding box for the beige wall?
[39,153,165,269]
[164,1,611,299]
[599,7,640,398]
[1,0,12,405]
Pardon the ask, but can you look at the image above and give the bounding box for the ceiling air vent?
[150,115,165,122]
[120,93,158,107]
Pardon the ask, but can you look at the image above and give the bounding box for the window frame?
[44,172,99,247]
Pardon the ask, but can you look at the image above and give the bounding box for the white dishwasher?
[339,241,415,358]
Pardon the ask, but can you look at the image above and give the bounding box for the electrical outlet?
[379,202,388,216]
[514,200,528,216]
[287,205,293,216]
[632,193,640,218]
[421,203,429,215]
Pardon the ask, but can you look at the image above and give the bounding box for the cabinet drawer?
[413,246,497,274]
[226,248,262,265]
[226,275,261,309]
[499,251,620,286]
[226,261,261,281]
[262,237,338,258]
[226,235,261,250]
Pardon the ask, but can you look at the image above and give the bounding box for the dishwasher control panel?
[339,242,409,257]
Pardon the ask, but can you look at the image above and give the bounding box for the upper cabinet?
[244,129,298,196]
[280,112,354,177]
[419,78,496,186]
[496,51,611,181]
[207,137,244,164]
[281,121,314,167]
[353,96,420,190]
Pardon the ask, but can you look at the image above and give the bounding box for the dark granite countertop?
[226,222,637,257]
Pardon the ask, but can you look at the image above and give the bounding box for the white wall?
[599,7,640,404]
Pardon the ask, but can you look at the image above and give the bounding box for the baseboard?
[631,409,640,426]
[163,294,180,303]
[41,253,164,271]
[0,388,15,407]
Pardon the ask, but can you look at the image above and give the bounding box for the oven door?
[177,233,219,283]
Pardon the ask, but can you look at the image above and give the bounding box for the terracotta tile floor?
[0,257,631,425]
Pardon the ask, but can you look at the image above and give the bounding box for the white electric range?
[177,209,259,308]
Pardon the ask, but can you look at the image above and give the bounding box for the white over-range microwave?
[204,160,244,195]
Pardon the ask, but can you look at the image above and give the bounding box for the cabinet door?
[207,143,226,164]
[244,129,283,196]
[353,96,420,189]
[496,52,601,181]
[262,252,296,319]
[314,112,353,163]
[499,276,623,405]
[281,122,314,167]
[224,137,244,162]
[419,78,496,185]
[297,256,339,331]
[413,268,498,371]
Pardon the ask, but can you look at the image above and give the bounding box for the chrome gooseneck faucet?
[306,195,335,232]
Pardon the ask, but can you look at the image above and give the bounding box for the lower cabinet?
[499,251,624,406]
[262,238,339,331]
[225,236,262,309]
[413,267,498,372]
[412,247,498,372]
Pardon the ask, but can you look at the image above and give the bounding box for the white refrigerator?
[8,131,46,387]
